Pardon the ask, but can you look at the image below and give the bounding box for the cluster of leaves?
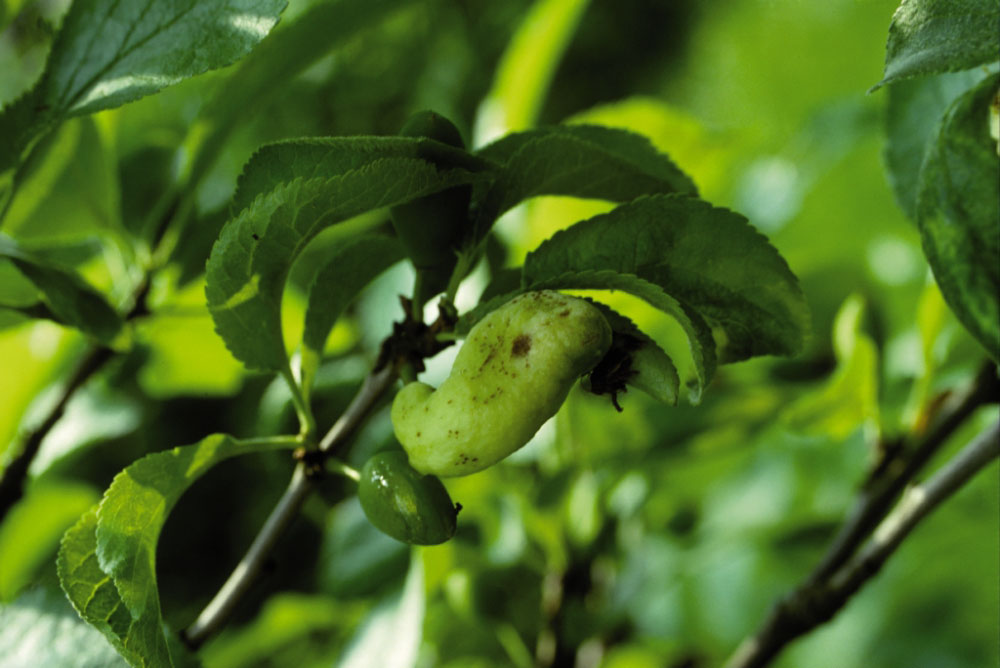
[209,123,809,409]
[874,0,1000,362]
[0,0,810,664]
[0,0,996,667]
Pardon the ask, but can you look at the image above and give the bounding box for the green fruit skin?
[358,451,458,545]
[390,111,471,297]
[392,291,612,477]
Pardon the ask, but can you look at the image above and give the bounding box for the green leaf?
[0,586,128,668]
[233,136,494,214]
[206,159,479,373]
[527,271,715,403]
[57,508,143,666]
[0,0,286,178]
[884,69,988,220]
[474,0,589,141]
[301,234,404,392]
[318,498,409,599]
[917,72,1000,361]
[0,300,56,325]
[199,593,352,668]
[475,124,697,223]
[0,234,122,343]
[782,295,880,441]
[58,435,298,668]
[873,0,1000,89]
[184,0,411,189]
[337,553,425,668]
[587,301,680,405]
[523,194,809,363]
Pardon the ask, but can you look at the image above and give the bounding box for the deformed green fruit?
[390,110,471,298]
[392,290,612,476]
[357,450,458,545]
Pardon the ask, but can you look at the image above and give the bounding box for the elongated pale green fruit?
[392,291,612,476]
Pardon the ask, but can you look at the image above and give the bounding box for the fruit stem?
[281,367,316,440]
[326,458,361,482]
[410,272,427,322]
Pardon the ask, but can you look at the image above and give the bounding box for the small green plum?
[357,451,458,545]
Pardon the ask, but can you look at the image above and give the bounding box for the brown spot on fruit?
[511,334,531,357]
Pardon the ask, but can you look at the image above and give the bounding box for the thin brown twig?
[0,278,151,523]
[0,345,114,523]
[724,420,999,668]
[182,365,397,649]
[723,362,998,668]
[803,363,998,585]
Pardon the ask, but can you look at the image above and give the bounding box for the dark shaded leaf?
[523,194,809,363]
[873,0,1000,89]
[475,124,696,225]
[233,136,493,214]
[207,160,478,372]
[884,69,987,220]
[186,0,412,188]
[917,72,1000,360]
[0,234,122,342]
[301,234,404,390]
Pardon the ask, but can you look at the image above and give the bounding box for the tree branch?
[319,365,396,452]
[0,344,114,523]
[0,271,154,523]
[181,464,313,649]
[724,419,1000,668]
[182,365,397,649]
[806,363,998,584]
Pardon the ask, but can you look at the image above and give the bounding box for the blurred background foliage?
[0,0,997,667]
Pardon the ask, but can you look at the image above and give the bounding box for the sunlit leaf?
[0,482,98,601]
[0,0,287,209]
[917,72,1000,361]
[57,508,145,666]
[58,435,298,668]
[336,553,425,668]
[0,586,128,668]
[0,0,284,145]
[474,0,590,144]
[782,295,879,441]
